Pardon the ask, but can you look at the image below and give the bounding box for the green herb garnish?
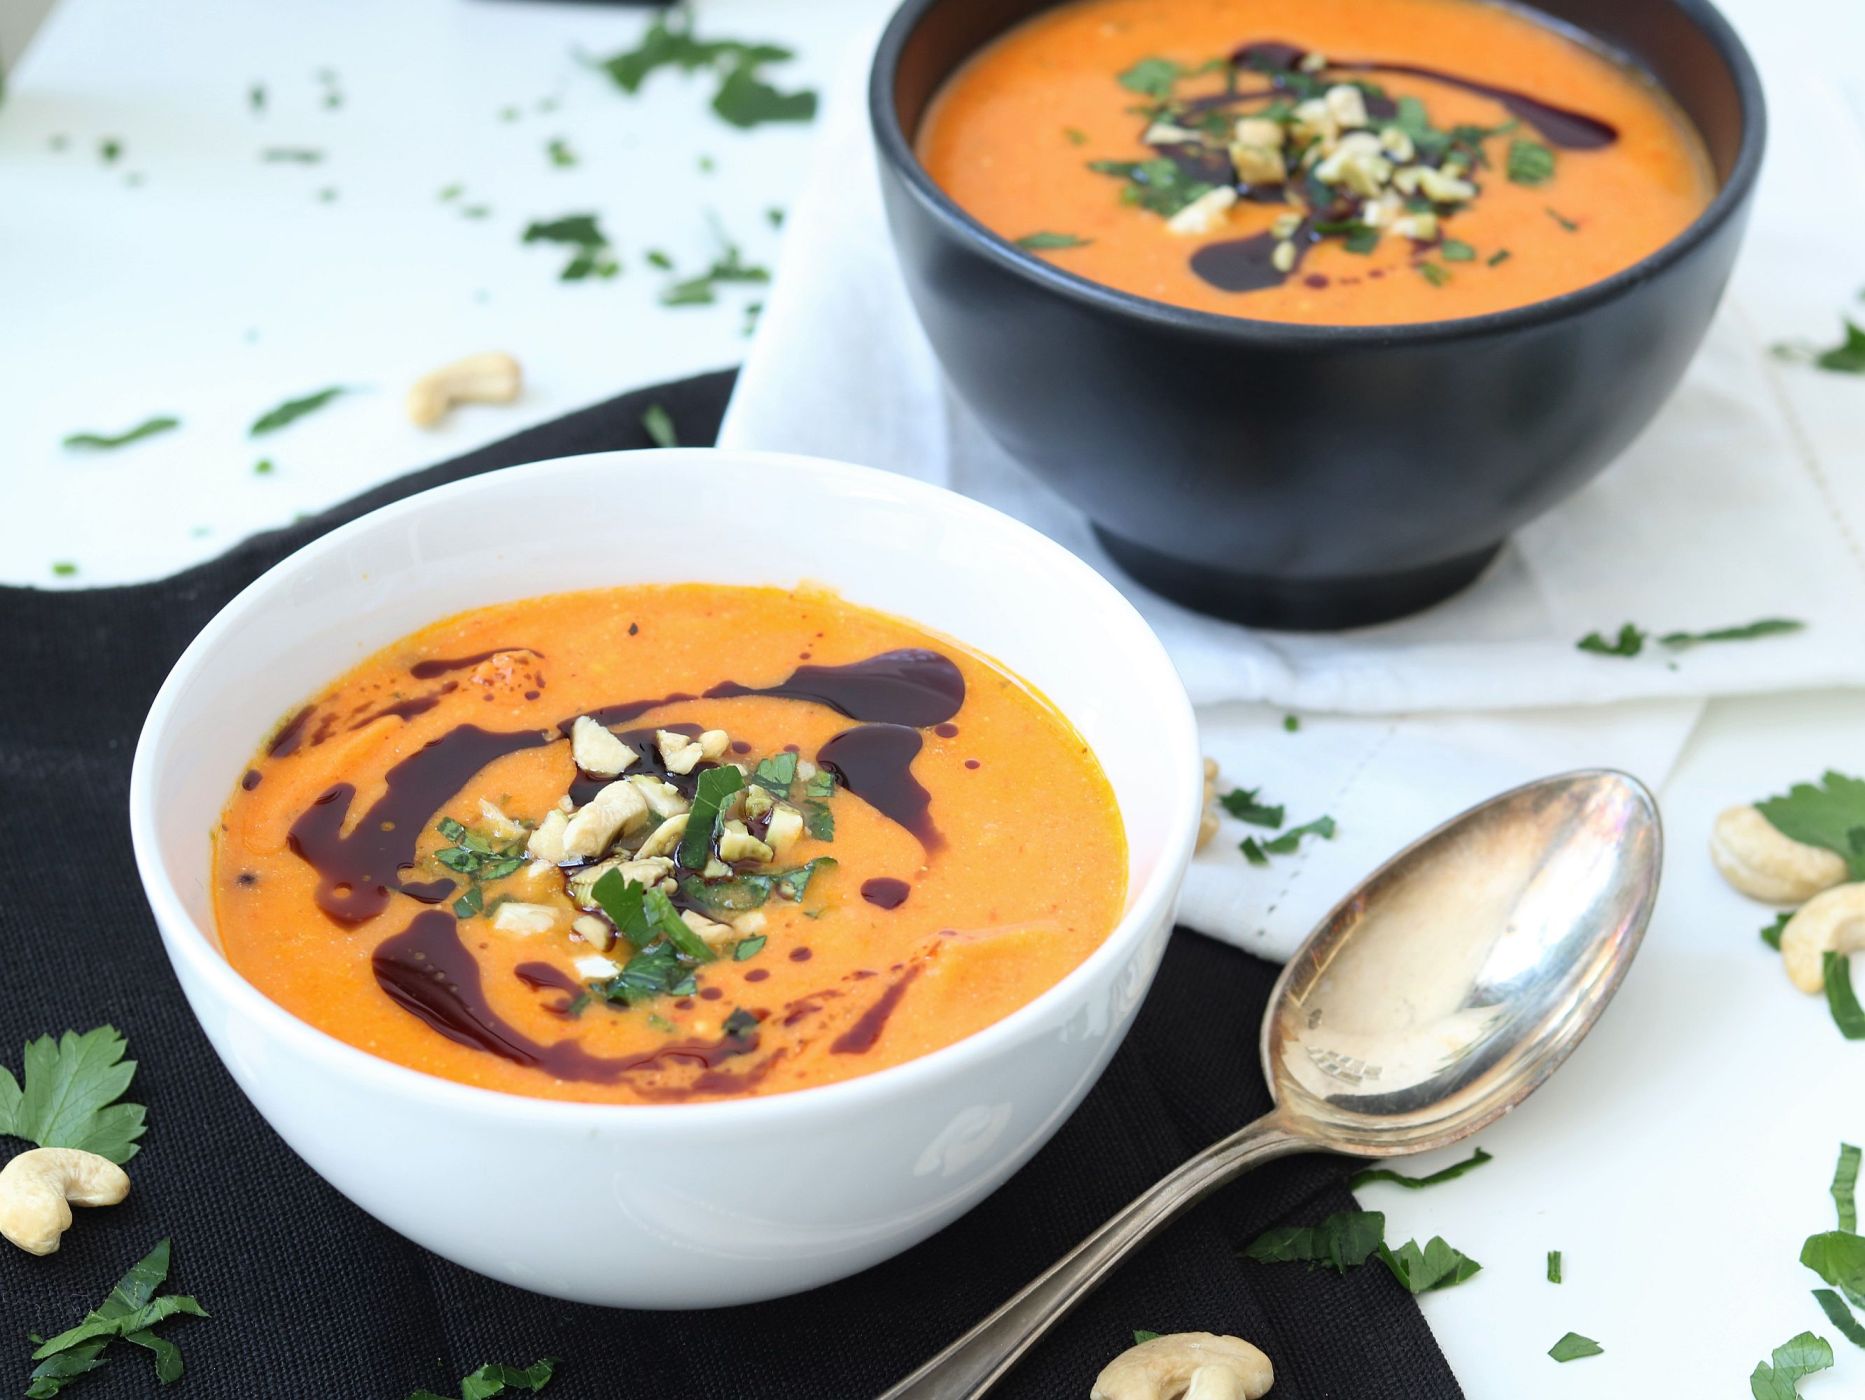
[752,751,799,793]
[51,562,78,578]
[1813,1290,1865,1349]
[1064,127,1088,145]
[522,213,620,281]
[1014,231,1093,251]
[712,64,817,128]
[63,416,180,451]
[1547,1250,1562,1283]
[24,1239,205,1398]
[260,147,323,163]
[1087,157,1214,219]
[1801,1229,1865,1307]
[1263,815,1336,855]
[249,83,266,113]
[1218,787,1283,829]
[1488,248,1512,266]
[1661,618,1805,649]
[1547,206,1580,232]
[254,458,275,476]
[734,935,767,961]
[1117,56,1186,100]
[642,403,677,448]
[1378,1236,1481,1293]
[1350,1147,1491,1191]
[1507,139,1556,185]
[680,764,747,870]
[1547,1332,1602,1363]
[1774,321,1865,375]
[0,1026,146,1163]
[1440,239,1476,262]
[546,137,576,168]
[775,857,836,902]
[1755,773,1865,879]
[250,386,348,436]
[681,873,772,913]
[721,1007,759,1041]
[592,9,815,129]
[407,1356,556,1400]
[1283,714,1301,732]
[1416,261,1450,287]
[1577,622,1645,657]
[1244,1210,1385,1274]
[1344,227,1380,255]
[658,236,769,307]
[1132,1330,1161,1345]
[1750,1331,1833,1398]
[99,138,122,163]
[1835,1144,1861,1232]
[453,887,484,919]
[1763,911,1792,950]
[590,870,652,948]
[647,886,715,963]
[802,800,834,841]
[1824,951,1865,1039]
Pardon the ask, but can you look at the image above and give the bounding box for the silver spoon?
[881,769,1660,1399]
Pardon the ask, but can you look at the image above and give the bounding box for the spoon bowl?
[1265,769,1661,1156]
[884,768,1661,1399]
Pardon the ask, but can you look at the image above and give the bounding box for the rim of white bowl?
[130,447,1202,1129]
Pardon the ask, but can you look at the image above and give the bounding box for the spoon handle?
[878,1112,1305,1400]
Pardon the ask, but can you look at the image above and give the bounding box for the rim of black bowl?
[869,0,1767,346]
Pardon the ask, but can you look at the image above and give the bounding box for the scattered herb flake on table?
[1283,714,1300,732]
[658,230,769,307]
[0,1025,146,1162]
[50,562,79,578]
[1547,1331,1602,1362]
[1762,911,1792,950]
[591,9,816,129]
[250,385,349,437]
[641,404,677,448]
[24,1239,205,1398]
[1132,1329,1161,1345]
[1755,771,1865,879]
[1261,816,1336,857]
[1378,1236,1482,1293]
[1243,1209,1384,1274]
[546,137,576,168]
[63,416,179,451]
[1218,786,1283,829]
[1774,320,1865,375]
[1749,1331,1833,1398]
[521,213,619,281]
[98,138,121,163]
[407,1356,556,1400]
[1578,617,1803,659]
[1547,1249,1562,1283]
[1813,1289,1865,1349]
[1350,1147,1491,1191]
[1835,1144,1862,1232]
[1822,951,1865,1039]
[1507,138,1556,185]
[248,83,265,114]
[260,147,323,163]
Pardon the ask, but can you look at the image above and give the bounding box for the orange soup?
[917,0,1715,324]
[213,585,1126,1104]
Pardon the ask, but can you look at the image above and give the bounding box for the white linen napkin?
[720,35,1865,956]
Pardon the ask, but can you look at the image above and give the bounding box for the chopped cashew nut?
[765,804,805,855]
[477,799,525,840]
[719,819,775,864]
[1166,185,1238,236]
[406,351,522,428]
[680,908,735,950]
[658,729,707,775]
[733,910,767,935]
[561,781,650,860]
[571,716,638,777]
[573,953,619,979]
[568,855,673,911]
[1199,757,1220,850]
[627,774,690,819]
[1092,1333,1274,1400]
[571,913,615,951]
[526,808,569,864]
[635,813,689,860]
[698,729,731,761]
[492,901,557,935]
[0,1148,130,1256]
[743,785,775,821]
[1780,882,1865,993]
[1710,805,1848,904]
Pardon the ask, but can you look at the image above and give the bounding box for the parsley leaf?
[590,871,653,949]
[1814,1289,1865,1349]
[1087,157,1214,218]
[1283,714,1301,732]
[1802,1229,1865,1308]
[1755,772,1865,879]
[545,137,576,168]
[250,386,348,437]
[802,799,835,841]
[1117,56,1184,99]
[1239,836,1269,866]
[679,764,746,870]
[0,1026,146,1163]
[1349,1147,1491,1191]
[63,416,180,451]
[1263,815,1336,855]
[733,935,767,961]
[641,403,677,448]
[1378,1236,1482,1293]
[1834,1144,1861,1232]
[1244,1209,1385,1273]
[1547,206,1580,232]
[522,213,620,281]
[592,10,814,129]
[1488,248,1512,266]
[1547,1250,1562,1283]
[680,873,773,913]
[1218,787,1284,829]
[1750,1331,1833,1399]
[1762,912,1791,950]
[1577,623,1646,657]
[24,1239,203,1396]
[1417,261,1451,287]
[1440,238,1476,262]
[407,1356,557,1400]
[1547,1332,1602,1362]
[1660,618,1804,649]
[1507,139,1556,185]
[752,751,799,793]
[1775,321,1865,375]
[1824,951,1865,1039]
[658,235,769,307]
[712,66,817,128]
[774,857,836,901]
[1014,231,1093,250]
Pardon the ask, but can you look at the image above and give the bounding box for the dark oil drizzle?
[514,961,588,1017]
[818,725,942,852]
[830,965,923,1055]
[861,878,912,910]
[267,705,314,757]
[349,694,441,729]
[241,769,262,791]
[1191,230,1308,292]
[408,647,542,680]
[567,722,701,807]
[703,649,965,728]
[397,877,457,905]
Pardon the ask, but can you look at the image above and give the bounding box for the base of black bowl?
[1093,529,1503,631]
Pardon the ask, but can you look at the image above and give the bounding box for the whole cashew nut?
[406,351,522,427]
[1709,805,1848,904]
[0,1148,130,1256]
[1780,882,1865,994]
[1092,1332,1275,1400]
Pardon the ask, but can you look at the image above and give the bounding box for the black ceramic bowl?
[871,0,1765,630]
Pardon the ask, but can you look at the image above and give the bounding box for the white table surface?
[8,2,1863,1396]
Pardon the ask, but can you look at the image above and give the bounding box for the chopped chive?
[1833,1144,1861,1232]
[1824,951,1865,1039]
[1350,1147,1491,1191]
[1547,1250,1562,1283]
[1487,248,1512,267]
[63,416,180,451]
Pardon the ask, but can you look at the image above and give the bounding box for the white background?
[6,2,1864,1396]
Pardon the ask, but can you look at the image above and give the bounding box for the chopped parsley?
[99,137,122,163]
[407,1357,556,1400]
[1800,1228,1865,1307]
[1835,1144,1861,1232]
[1488,248,1512,267]
[522,213,620,281]
[1755,772,1865,879]
[1219,787,1284,829]
[0,1025,147,1163]
[1547,1250,1562,1283]
[1506,139,1556,185]
[774,857,836,901]
[721,1007,759,1041]
[641,403,677,448]
[1087,157,1213,219]
[1132,1330,1161,1345]
[733,935,767,961]
[430,814,529,917]
[658,231,769,307]
[1763,912,1792,950]
[260,147,323,163]
[591,9,816,129]
[1064,127,1088,145]
[1244,1209,1385,1273]
[1547,1332,1602,1363]
[678,764,747,870]
[1378,1236,1482,1293]
[1813,1289,1865,1349]
[546,137,576,168]
[1773,321,1865,375]
[254,458,275,476]
[1577,623,1645,657]
[1547,207,1580,232]
[24,1239,206,1398]
[1578,618,1804,659]
[1117,56,1188,99]
[1750,1332,1833,1398]
[250,385,348,436]
[51,562,78,578]
[249,83,265,114]
[1283,714,1301,732]
[1014,231,1093,251]
[63,416,179,451]
[1824,951,1865,1039]
[1255,815,1337,858]
[1416,261,1451,287]
[1439,239,1476,262]
[752,752,799,793]
[1349,1147,1491,1191]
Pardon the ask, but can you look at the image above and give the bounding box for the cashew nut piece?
[0,1148,130,1256]
[1092,1332,1274,1400]
[1198,757,1220,851]
[1709,805,1848,904]
[406,352,522,428]
[1780,882,1865,993]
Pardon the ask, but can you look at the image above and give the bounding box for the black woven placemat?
[0,371,1460,1400]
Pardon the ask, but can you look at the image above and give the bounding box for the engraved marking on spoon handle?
[877,1112,1307,1400]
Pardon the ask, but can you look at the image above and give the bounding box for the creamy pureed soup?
[213,585,1126,1104]
[916,0,1716,324]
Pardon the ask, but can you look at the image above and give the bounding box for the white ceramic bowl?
[130,448,1200,1308]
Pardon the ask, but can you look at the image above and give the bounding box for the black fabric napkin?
[0,372,1460,1400]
